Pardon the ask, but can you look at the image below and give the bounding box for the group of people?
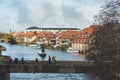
[8,57,39,64]
[8,55,56,64]
[8,57,24,64]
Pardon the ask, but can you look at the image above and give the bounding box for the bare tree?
[94,0,120,25]
[87,1,120,78]
[88,0,120,59]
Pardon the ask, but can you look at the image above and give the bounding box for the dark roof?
[26,26,40,30]
[26,26,80,30]
[41,28,80,30]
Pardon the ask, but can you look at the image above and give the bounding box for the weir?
[0,61,95,80]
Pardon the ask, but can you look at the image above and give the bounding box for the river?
[0,42,100,80]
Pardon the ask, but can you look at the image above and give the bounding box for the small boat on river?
[29,44,41,49]
[67,47,80,53]
[38,44,46,59]
[38,52,46,57]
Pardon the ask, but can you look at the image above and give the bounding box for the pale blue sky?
[0,0,109,33]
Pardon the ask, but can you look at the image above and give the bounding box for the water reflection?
[11,73,100,80]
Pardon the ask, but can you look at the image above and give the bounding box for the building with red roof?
[72,25,101,52]
[55,30,81,47]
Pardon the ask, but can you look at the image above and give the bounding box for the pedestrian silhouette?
[48,55,51,63]
[14,57,18,64]
[8,57,12,64]
[21,57,24,64]
[35,58,39,64]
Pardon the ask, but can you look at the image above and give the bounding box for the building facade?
[24,26,80,34]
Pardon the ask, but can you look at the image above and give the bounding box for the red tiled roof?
[82,25,101,34]
[58,30,81,39]
[72,25,101,44]
[12,32,26,38]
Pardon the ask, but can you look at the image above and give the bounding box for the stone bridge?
[0,60,120,80]
[0,60,95,80]
[9,61,94,73]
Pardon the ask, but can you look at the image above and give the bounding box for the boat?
[67,47,80,53]
[29,44,41,49]
[38,44,46,59]
[38,52,46,58]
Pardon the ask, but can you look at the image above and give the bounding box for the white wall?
[72,43,88,51]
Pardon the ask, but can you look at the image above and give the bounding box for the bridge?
[0,60,120,80]
[0,60,95,80]
[10,61,94,73]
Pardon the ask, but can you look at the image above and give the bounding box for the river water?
[0,42,100,80]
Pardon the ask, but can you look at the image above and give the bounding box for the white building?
[24,26,42,33]
[24,26,80,34]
